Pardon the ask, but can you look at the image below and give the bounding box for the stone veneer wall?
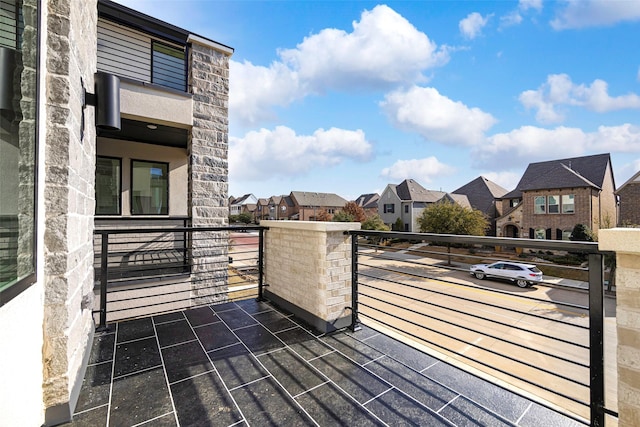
[262,220,360,332]
[41,0,97,423]
[188,38,231,305]
[600,228,640,427]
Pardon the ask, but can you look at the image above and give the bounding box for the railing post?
[588,252,605,427]
[350,232,361,332]
[97,232,109,331]
[257,227,265,301]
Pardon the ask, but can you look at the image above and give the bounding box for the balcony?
[70,221,621,426]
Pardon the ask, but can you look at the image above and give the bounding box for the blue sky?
[115,0,640,201]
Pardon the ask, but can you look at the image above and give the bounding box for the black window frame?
[130,159,170,216]
[95,155,122,216]
[384,204,395,214]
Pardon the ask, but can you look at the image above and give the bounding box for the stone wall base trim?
[44,327,94,427]
[264,290,350,333]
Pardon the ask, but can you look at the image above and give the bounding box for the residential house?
[616,170,640,227]
[354,193,380,217]
[230,193,258,216]
[379,179,449,232]
[255,197,269,221]
[496,153,617,240]
[0,0,232,424]
[278,194,296,219]
[289,191,348,221]
[453,176,509,236]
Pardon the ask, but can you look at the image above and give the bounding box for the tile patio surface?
[66,298,584,426]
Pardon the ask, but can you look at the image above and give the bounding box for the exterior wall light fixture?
[81,71,121,140]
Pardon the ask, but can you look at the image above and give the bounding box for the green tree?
[332,211,355,222]
[237,212,253,224]
[393,217,404,231]
[361,214,390,231]
[417,202,488,235]
[570,224,594,242]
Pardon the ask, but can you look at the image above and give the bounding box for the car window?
[491,264,504,269]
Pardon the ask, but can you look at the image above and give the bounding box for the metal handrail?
[347,230,611,427]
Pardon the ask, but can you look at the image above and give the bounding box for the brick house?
[289,191,348,221]
[496,154,617,240]
[616,170,640,227]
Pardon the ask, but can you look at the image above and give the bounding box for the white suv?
[470,261,543,288]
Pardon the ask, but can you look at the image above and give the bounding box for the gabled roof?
[453,176,508,214]
[256,198,269,206]
[502,153,612,198]
[395,179,447,202]
[354,193,380,209]
[230,194,255,206]
[439,193,472,209]
[290,191,348,207]
[616,169,640,194]
[268,195,283,205]
[281,195,295,207]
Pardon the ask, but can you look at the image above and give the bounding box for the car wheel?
[474,271,485,280]
[516,279,529,288]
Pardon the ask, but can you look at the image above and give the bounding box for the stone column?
[41,0,98,424]
[262,220,361,332]
[188,37,232,305]
[599,228,640,427]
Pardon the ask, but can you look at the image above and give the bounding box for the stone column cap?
[599,228,640,254]
[261,220,361,233]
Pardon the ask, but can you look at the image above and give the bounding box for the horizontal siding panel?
[98,18,151,82]
[0,0,17,49]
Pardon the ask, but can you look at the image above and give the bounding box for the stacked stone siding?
[262,221,359,331]
[188,40,231,305]
[618,183,640,226]
[42,0,97,419]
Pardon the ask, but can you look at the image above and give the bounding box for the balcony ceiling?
[97,118,188,148]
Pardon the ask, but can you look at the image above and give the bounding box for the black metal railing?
[94,225,266,329]
[347,230,616,427]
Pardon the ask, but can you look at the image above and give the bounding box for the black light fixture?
[81,71,121,140]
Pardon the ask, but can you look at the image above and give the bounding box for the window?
[562,229,572,240]
[152,42,186,91]
[404,205,409,213]
[96,157,121,215]
[535,228,546,239]
[510,199,520,208]
[562,194,575,213]
[1,0,38,302]
[131,160,168,215]
[383,204,395,213]
[534,196,546,214]
[548,195,559,213]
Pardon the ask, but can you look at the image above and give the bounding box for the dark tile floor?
[66,299,584,426]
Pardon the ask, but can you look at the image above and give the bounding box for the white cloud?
[551,0,640,30]
[229,126,372,180]
[520,74,640,124]
[279,5,449,91]
[381,86,497,146]
[380,157,456,183]
[459,12,491,39]
[482,171,522,191]
[500,12,523,28]
[519,0,543,12]
[230,60,304,127]
[231,5,449,126]
[474,124,640,169]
